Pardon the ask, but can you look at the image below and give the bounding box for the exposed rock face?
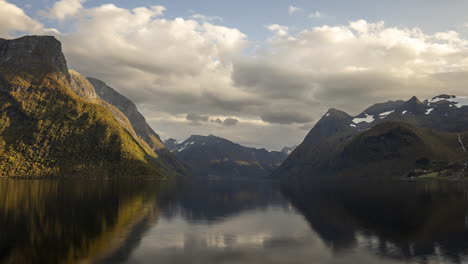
[69,70,98,101]
[166,135,288,178]
[69,70,148,154]
[0,36,70,82]
[87,78,164,150]
[85,77,187,176]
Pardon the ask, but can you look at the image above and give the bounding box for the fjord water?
[1,179,468,264]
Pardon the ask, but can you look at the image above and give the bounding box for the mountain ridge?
[0,35,170,178]
[165,135,289,178]
[85,77,187,176]
[276,94,468,181]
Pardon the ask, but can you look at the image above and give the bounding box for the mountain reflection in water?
[1,178,468,264]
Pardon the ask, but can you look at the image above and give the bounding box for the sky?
[2,0,468,150]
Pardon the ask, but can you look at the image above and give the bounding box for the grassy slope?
[278,122,468,180]
[85,76,188,177]
[336,122,468,178]
[69,70,158,159]
[0,72,165,178]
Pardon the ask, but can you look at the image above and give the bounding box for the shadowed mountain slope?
[276,95,468,181]
[166,135,288,178]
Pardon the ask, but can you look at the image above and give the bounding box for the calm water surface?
[1,178,468,264]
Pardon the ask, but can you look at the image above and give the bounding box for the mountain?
[0,35,171,178]
[86,77,187,176]
[281,145,297,155]
[276,95,468,181]
[164,138,180,150]
[87,78,164,150]
[165,135,288,178]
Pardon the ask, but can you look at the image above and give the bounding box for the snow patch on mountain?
[379,110,394,118]
[429,95,468,108]
[353,113,374,124]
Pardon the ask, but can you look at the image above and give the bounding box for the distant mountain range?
[165,135,290,178]
[275,95,468,181]
[0,35,184,178]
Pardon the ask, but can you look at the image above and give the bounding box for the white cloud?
[267,24,289,37]
[54,3,250,128]
[4,0,468,149]
[233,19,468,121]
[288,5,301,15]
[0,0,43,37]
[191,13,223,22]
[309,11,322,18]
[44,0,86,20]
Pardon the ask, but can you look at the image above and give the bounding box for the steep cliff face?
[0,36,166,178]
[69,70,98,101]
[0,36,70,83]
[69,71,157,157]
[87,78,164,150]
[86,77,188,176]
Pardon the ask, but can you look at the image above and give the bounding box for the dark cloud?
[186,113,210,122]
[209,117,239,126]
[211,118,223,124]
[223,118,239,126]
[261,111,314,124]
[232,61,314,100]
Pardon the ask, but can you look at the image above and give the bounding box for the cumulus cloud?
[232,19,468,119]
[0,0,43,36]
[5,0,468,149]
[288,5,301,15]
[267,24,289,37]
[44,0,86,20]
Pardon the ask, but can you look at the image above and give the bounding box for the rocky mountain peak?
[395,96,426,115]
[325,108,352,119]
[69,70,98,101]
[164,138,179,150]
[165,134,288,178]
[0,36,70,82]
[358,100,405,117]
[407,96,423,105]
